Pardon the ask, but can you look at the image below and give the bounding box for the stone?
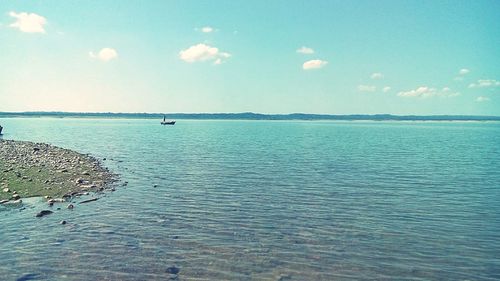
[35,210,53,217]
[166,266,180,274]
[67,204,74,209]
[12,194,21,200]
[277,274,292,281]
[0,199,9,204]
[79,198,98,204]
[3,187,10,193]
[60,220,67,225]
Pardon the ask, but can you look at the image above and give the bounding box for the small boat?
[161,116,176,125]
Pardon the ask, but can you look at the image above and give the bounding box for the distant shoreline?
[1,112,500,122]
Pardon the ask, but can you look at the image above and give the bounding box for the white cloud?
[476,96,490,102]
[179,43,231,64]
[459,68,470,75]
[302,59,327,70]
[296,46,314,54]
[358,85,376,92]
[468,79,500,88]
[9,11,47,33]
[89,48,118,62]
[370,72,384,79]
[398,86,436,98]
[398,86,460,98]
[201,26,214,33]
[382,86,391,93]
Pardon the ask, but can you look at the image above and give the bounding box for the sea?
[0,118,499,280]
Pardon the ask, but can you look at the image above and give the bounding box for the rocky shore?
[0,139,116,205]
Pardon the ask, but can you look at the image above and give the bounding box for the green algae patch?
[0,140,116,202]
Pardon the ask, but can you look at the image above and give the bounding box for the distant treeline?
[1,111,500,121]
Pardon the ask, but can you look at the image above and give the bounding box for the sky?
[0,0,499,115]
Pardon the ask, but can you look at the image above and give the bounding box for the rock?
[35,210,53,217]
[153,184,158,188]
[82,171,90,176]
[4,199,23,205]
[33,147,40,152]
[67,204,74,209]
[277,274,292,281]
[166,266,180,274]
[79,198,99,204]
[12,194,21,200]
[2,187,10,193]
[60,220,67,225]
[0,199,9,204]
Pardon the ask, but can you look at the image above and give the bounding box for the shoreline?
[0,139,117,205]
[1,112,500,122]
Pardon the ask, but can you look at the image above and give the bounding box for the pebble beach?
[0,139,116,206]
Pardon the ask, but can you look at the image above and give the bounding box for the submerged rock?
[79,198,99,204]
[35,210,53,217]
[166,266,180,274]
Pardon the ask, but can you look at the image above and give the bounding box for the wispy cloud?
[476,96,490,102]
[454,68,470,81]
[296,46,314,54]
[468,79,500,88]
[382,86,391,93]
[370,72,384,79]
[398,86,460,98]
[89,48,118,62]
[459,68,470,75]
[179,43,230,64]
[9,11,47,33]
[201,26,214,33]
[302,59,327,70]
[358,85,376,92]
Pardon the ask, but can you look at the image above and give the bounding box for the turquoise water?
[1,118,500,280]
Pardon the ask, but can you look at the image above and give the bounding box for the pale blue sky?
[0,0,499,115]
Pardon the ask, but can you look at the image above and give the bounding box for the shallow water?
[1,118,499,280]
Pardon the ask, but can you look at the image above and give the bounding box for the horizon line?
[0,111,500,121]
